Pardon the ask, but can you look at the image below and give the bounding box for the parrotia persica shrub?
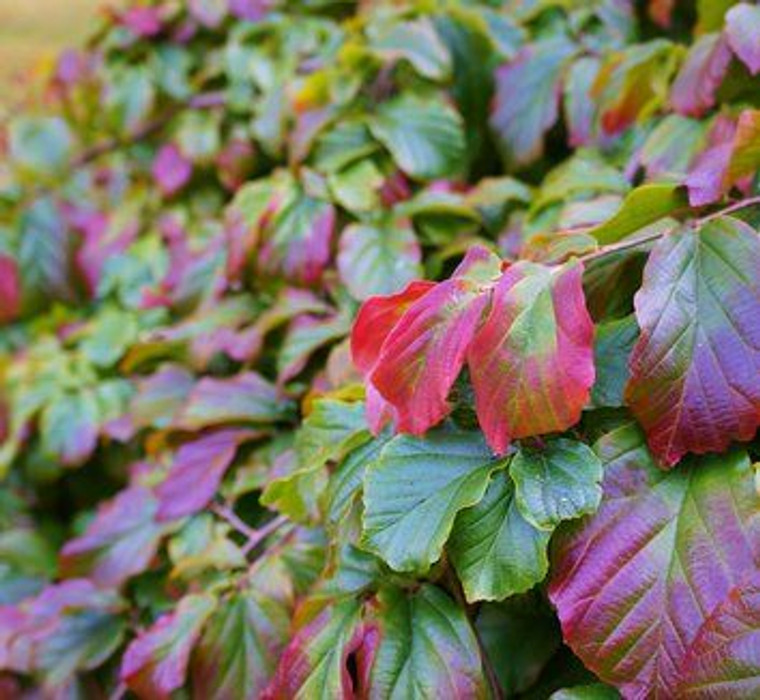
[4,0,760,697]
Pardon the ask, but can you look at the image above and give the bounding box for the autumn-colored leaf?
[626,217,760,466]
[468,259,594,455]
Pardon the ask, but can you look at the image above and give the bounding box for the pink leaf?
[669,33,732,117]
[152,144,192,198]
[725,3,760,75]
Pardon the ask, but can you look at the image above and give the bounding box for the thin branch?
[210,502,289,555]
[579,194,760,264]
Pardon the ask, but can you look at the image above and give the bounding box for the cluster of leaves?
[2,0,760,697]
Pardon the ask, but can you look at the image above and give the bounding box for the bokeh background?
[0,0,101,107]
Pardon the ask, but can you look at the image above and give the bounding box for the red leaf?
[467,260,594,455]
[369,247,500,435]
[350,280,435,376]
[0,255,21,325]
[626,218,760,466]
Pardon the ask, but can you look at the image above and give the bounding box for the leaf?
[594,40,676,136]
[8,117,72,176]
[586,184,686,245]
[152,144,192,197]
[0,255,21,324]
[640,115,709,180]
[369,94,466,181]
[549,424,760,697]
[725,3,760,75]
[156,429,257,521]
[121,593,216,700]
[175,372,286,430]
[674,573,760,696]
[591,315,638,409]
[369,247,500,435]
[350,280,436,376]
[277,310,351,384]
[264,598,364,699]
[361,585,488,698]
[337,220,422,301]
[192,587,291,699]
[0,580,125,686]
[130,364,195,431]
[361,426,499,574]
[550,685,620,700]
[564,56,601,148]
[467,259,595,455]
[18,198,80,313]
[626,217,760,466]
[476,596,561,696]
[490,37,576,167]
[510,438,603,531]
[260,188,336,285]
[686,109,760,206]
[369,17,452,81]
[448,471,550,602]
[59,486,167,588]
[669,33,732,117]
[39,390,99,467]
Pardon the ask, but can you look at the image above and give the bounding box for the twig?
[210,502,288,555]
[579,194,760,264]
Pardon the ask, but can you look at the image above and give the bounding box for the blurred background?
[0,0,101,106]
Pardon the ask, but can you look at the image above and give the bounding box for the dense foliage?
[2,0,760,697]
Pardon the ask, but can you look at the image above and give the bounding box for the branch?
[579,194,760,264]
[210,502,289,555]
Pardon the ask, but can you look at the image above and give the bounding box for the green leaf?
[369,16,452,80]
[192,588,290,698]
[8,117,72,176]
[39,390,99,468]
[365,585,489,698]
[80,307,139,368]
[337,219,422,301]
[476,594,562,696]
[327,159,384,212]
[448,471,550,602]
[369,94,466,181]
[591,315,638,408]
[510,438,603,531]
[587,183,686,244]
[361,426,499,574]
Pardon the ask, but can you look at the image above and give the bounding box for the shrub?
[2,0,760,697]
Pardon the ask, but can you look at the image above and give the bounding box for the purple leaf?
[152,144,193,198]
[670,33,731,117]
[59,486,167,587]
[155,429,258,521]
[675,574,760,695]
[228,0,269,22]
[130,365,196,431]
[626,218,760,466]
[174,372,285,431]
[549,424,760,697]
[725,3,760,75]
[491,38,576,167]
[121,594,216,700]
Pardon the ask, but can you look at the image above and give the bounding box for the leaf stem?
[579,194,760,264]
